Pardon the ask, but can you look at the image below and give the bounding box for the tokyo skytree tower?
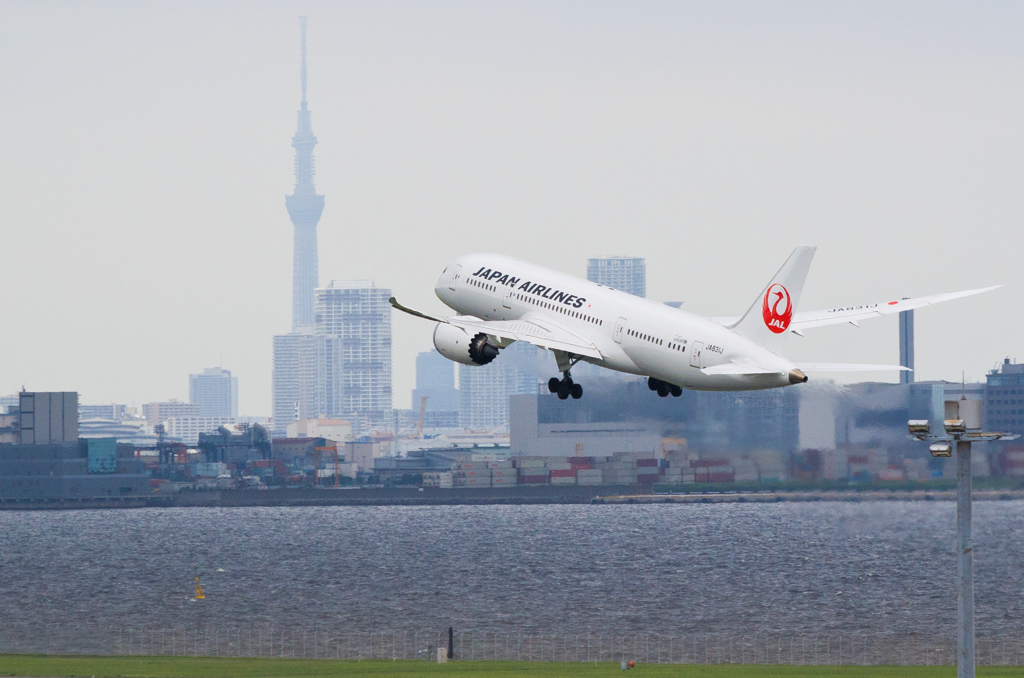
[285,16,325,331]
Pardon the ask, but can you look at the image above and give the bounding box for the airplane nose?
[788,369,808,384]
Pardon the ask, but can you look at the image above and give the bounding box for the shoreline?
[1,485,1022,510]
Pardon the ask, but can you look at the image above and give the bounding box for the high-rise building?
[286,16,324,332]
[899,308,914,384]
[412,350,458,412]
[458,342,542,429]
[586,256,646,298]
[189,368,238,418]
[272,330,318,435]
[314,281,393,425]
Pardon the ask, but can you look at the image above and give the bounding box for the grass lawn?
[1,655,1023,678]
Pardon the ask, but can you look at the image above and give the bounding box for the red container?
[550,469,576,478]
[691,458,729,468]
[636,459,659,468]
[569,457,593,466]
[709,472,735,483]
[695,473,710,483]
[637,473,660,484]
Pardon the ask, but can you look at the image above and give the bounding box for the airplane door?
[613,317,627,344]
[502,287,512,309]
[448,264,462,291]
[689,341,704,369]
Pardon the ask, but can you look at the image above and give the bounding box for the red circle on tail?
[762,283,793,334]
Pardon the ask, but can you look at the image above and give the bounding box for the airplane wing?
[390,297,603,359]
[709,286,999,334]
[794,362,910,372]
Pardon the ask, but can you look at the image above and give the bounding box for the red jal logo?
[762,283,793,334]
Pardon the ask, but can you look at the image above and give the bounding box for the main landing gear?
[548,372,583,400]
[648,377,682,398]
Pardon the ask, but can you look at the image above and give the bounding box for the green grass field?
[1,655,1023,678]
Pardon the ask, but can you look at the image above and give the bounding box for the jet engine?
[433,323,499,366]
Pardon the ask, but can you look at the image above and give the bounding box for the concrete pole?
[957,439,974,678]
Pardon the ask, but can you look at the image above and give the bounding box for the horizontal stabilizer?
[795,362,910,373]
[790,286,1001,331]
[702,361,779,376]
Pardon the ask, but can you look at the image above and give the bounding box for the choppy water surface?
[1,502,1023,636]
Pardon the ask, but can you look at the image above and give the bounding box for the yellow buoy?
[195,576,205,600]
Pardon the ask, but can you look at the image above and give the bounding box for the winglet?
[389,297,443,323]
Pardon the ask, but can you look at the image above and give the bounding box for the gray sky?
[1,1,1022,414]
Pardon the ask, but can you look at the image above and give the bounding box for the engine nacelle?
[433,323,499,366]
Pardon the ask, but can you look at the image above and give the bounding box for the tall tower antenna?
[285,16,324,331]
[300,16,308,106]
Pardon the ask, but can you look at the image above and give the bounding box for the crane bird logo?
[761,283,793,334]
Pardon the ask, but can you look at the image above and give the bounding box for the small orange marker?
[195,576,205,600]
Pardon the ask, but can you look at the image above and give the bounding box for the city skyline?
[0,3,1020,415]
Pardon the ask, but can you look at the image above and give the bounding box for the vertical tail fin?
[730,245,816,353]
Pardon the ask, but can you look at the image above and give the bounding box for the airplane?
[390,247,998,400]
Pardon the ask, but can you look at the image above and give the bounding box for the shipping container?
[491,476,518,485]
[691,458,730,468]
[545,463,572,471]
[637,473,660,484]
[550,476,576,484]
[550,469,576,478]
[520,475,549,484]
[636,459,660,468]
[577,476,603,485]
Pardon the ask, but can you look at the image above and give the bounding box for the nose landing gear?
[548,372,583,400]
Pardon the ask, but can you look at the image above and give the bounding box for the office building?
[142,400,200,428]
[79,404,132,421]
[458,341,542,429]
[986,358,1024,435]
[315,280,393,424]
[286,17,325,331]
[411,349,458,413]
[189,368,238,418]
[899,307,914,384]
[163,416,236,446]
[586,256,646,298]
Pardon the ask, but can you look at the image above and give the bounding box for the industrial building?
[0,392,150,501]
[163,416,235,445]
[586,256,646,298]
[510,393,662,457]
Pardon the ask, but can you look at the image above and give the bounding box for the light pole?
[908,399,1018,678]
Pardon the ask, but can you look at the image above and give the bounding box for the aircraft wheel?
[571,383,583,399]
[657,383,670,398]
[550,377,564,393]
[557,384,571,400]
[670,385,682,397]
[648,377,660,391]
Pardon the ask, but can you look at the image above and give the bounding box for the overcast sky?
[1,1,1022,414]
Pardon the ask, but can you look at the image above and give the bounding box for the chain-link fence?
[2,625,1023,665]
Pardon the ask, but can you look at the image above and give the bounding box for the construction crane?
[415,395,430,439]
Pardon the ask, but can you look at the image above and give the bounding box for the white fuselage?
[434,254,798,391]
